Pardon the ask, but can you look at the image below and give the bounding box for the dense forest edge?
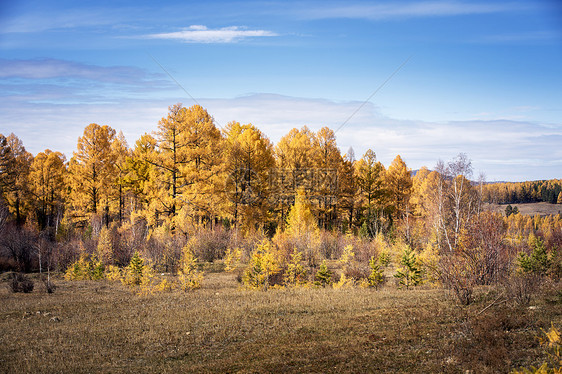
[1,103,561,372]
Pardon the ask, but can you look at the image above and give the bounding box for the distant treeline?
[482,180,562,204]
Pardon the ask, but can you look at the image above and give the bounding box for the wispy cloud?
[0,7,121,33]
[0,58,164,85]
[143,25,278,44]
[1,91,560,181]
[299,1,526,20]
[476,31,560,43]
[202,94,562,181]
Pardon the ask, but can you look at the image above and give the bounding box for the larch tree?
[285,188,318,238]
[223,121,275,231]
[110,131,131,225]
[273,126,318,225]
[338,147,358,231]
[275,126,318,171]
[3,134,33,225]
[122,133,158,224]
[0,135,16,202]
[386,155,413,220]
[28,149,67,230]
[314,127,342,229]
[67,123,118,227]
[355,149,387,237]
[149,104,224,230]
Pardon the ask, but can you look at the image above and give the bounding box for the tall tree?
[67,123,118,227]
[314,127,342,229]
[149,104,224,229]
[111,131,131,225]
[338,148,358,231]
[355,149,387,236]
[223,121,275,230]
[122,133,158,223]
[2,134,33,225]
[28,150,67,230]
[385,154,413,221]
[273,126,318,225]
[0,134,16,200]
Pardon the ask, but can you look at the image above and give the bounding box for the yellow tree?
[149,104,224,229]
[28,149,67,230]
[386,155,413,221]
[110,131,131,225]
[338,147,358,231]
[273,126,318,226]
[122,133,157,223]
[355,149,387,237]
[275,126,318,170]
[223,121,275,231]
[285,188,318,238]
[314,127,342,229]
[0,135,16,212]
[67,123,118,227]
[1,134,33,225]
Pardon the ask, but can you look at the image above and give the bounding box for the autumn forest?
[2,103,562,372]
[0,103,561,280]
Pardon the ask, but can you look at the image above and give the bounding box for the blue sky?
[0,0,561,181]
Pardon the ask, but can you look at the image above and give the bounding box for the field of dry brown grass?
[486,202,562,216]
[1,271,561,373]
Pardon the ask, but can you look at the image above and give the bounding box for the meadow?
[1,269,561,374]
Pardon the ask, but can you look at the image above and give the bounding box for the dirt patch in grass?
[0,273,560,373]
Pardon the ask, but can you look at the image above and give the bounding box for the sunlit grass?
[0,272,560,373]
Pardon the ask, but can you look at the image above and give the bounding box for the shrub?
[333,273,355,289]
[503,273,541,306]
[440,254,475,305]
[105,265,122,281]
[122,251,144,286]
[513,324,561,373]
[338,244,355,267]
[367,256,385,289]
[177,245,203,291]
[314,260,332,287]
[283,248,307,287]
[344,264,370,282]
[394,246,422,290]
[64,254,105,281]
[224,247,242,272]
[518,238,550,276]
[9,273,34,293]
[242,240,281,291]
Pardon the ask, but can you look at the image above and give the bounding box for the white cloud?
[143,25,278,44]
[1,91,560,182]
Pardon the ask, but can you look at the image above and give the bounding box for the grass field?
[486,202,562,216]
[1,271,561,373]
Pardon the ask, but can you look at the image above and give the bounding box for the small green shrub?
[394,246,422,290]
[368,255,385,289]
[314,260,332,287]
[122,251,144,286]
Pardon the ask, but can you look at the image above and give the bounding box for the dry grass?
[486,202,562,216]
[0,272,561,373]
